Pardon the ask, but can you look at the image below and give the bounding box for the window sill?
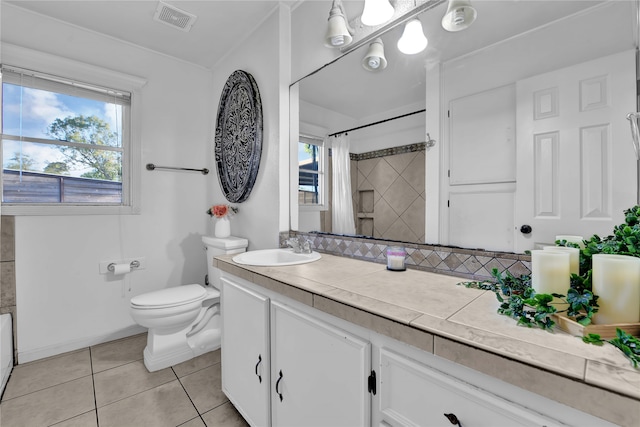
[1,204,140,216]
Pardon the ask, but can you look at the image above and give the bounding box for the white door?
[270,301,371,427]
[515,49,637,251]
[220,278,271,427]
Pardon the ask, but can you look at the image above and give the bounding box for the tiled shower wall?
[352,144,425,243]
[1,216,17,363]
[281,231,531,282]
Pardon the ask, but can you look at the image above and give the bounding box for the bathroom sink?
[232,249,321,266]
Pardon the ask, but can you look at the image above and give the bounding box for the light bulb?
[397,19,428,55]
[361,0,394,26]
[324,3,353,48]
[331,35,345,46]
[452,8,465,25]
[367,57,381,69]
[362,38,387,72]
[442,0,477,32]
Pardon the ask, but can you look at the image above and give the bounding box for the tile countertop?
[215,253,640,426]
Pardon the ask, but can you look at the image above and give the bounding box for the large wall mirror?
[291,0,639,254]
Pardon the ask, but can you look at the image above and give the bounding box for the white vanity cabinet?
[221,276,371,427]
[371,347,559,427]
[221,272,615,427]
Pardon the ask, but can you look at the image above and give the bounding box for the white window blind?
[1,63,134,212]
[2,65,131,106]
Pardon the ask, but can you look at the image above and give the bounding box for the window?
[298,134,327,210]
[0,45,145,215]
[1,65,130,207]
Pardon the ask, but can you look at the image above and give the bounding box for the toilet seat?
[131,284,207,309]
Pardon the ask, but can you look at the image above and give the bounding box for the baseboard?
[17,324,147,364]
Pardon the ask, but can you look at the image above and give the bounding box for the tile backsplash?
[1,216,17,363]
[281,231,531,282]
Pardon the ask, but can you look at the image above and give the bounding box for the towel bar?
[146,163,209,175]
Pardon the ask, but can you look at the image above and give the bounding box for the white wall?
[2,4,217,362]
[209,5,290,251]
[291,1,342,83]
[0,0,330,362]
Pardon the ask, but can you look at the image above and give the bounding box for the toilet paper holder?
[107,260,140,272]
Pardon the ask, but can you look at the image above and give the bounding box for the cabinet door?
[374,348,558,427]
[271,301,371,427]
[221,278,271,427]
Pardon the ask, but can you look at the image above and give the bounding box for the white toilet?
[130,235,248,372]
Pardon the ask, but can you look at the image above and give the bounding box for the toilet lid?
[130,284,207,309]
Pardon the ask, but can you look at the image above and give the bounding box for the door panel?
[449,85,516,185]
[448,187,515,252]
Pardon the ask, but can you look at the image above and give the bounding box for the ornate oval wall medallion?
[215,70,263,203]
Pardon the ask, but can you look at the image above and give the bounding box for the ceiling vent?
[153,1,197,32]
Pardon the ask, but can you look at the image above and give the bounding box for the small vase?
[215,216,231,238]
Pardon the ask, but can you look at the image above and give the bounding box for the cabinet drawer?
[376,348,557,427]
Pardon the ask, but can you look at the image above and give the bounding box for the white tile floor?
[0,334,248,427]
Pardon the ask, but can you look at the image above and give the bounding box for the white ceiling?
[4,0,632,123]
[298,0,630,122]
[4,0,296,70]
[6,0,612,73]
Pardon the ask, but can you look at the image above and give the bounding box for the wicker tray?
[552,313,640,339]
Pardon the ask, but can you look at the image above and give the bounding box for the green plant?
[460,205,640,369]
[566,271,599,325]
[583,329,640,368]
[460,268,597,330]
[579,205,640,271]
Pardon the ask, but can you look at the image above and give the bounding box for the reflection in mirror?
[294,0,638,253]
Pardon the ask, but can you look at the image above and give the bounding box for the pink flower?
[213,205,228,217]
[207,204,238,218]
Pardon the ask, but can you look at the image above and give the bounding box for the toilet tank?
[202,236,248,288]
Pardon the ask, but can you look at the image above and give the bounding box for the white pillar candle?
[555,235,585,249]
[531,250,571,304]
[543,246,580,276]
[592,254,640,325]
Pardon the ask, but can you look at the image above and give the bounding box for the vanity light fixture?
[361,0,395,27]
[397,18,428,55]
[441,0,477,32]
[362,38,387,72]
[324,0,354,48]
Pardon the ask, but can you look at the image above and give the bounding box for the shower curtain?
[330,134,356,235]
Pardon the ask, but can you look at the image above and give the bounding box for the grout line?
[92,376,178,409]
[0,373,93,402]
[173,366,207,425]
[2,347,98,425]
[2,339,227,426]
[89,346,100,426]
